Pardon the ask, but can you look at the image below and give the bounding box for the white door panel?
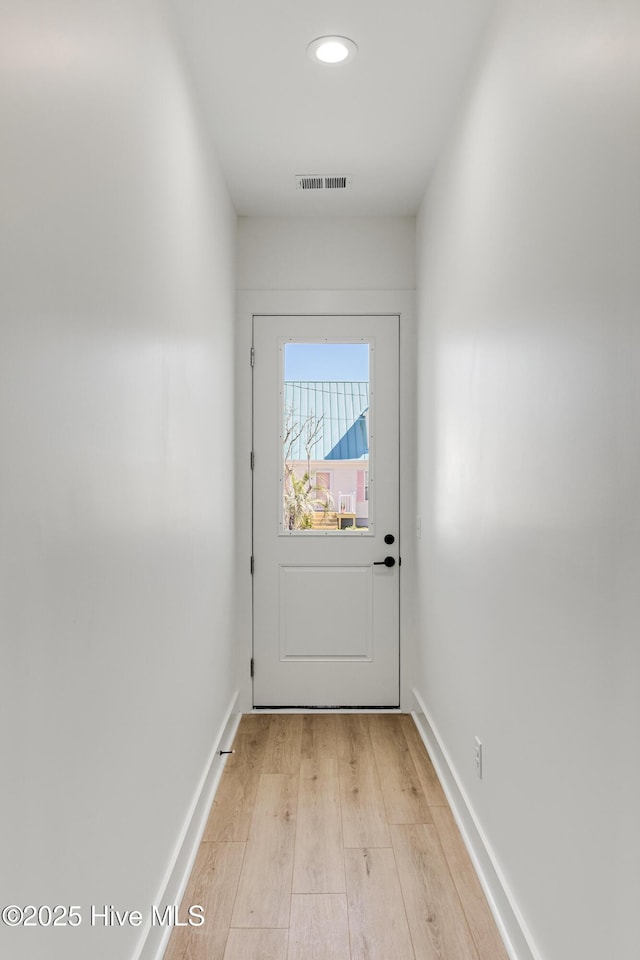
[252,315,399,707]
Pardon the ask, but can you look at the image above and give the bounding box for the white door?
[252,315,399,707]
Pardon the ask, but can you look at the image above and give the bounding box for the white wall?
[236,216,417,708]
[237,216,416,291]
[0,3,237,959]
[415,2,640,959]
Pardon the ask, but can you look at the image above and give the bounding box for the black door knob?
[384,533,395,545]
[374,556,396,568]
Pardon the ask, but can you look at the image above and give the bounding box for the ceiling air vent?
[296,175,352,191]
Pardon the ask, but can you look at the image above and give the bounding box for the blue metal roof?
[284,381,369,461]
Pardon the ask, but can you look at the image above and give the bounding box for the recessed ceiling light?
[307,36,358,65]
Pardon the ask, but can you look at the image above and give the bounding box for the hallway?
[164,715,508,960]
[2,3,639,960]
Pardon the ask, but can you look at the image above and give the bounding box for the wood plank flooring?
[164,714,509,960]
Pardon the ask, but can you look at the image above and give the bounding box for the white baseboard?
[411,687,539,960]
[133,691,241,960]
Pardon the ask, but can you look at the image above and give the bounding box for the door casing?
[235,289,417,714]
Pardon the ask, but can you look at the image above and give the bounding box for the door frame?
[235,290,417,713]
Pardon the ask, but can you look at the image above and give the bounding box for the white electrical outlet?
[475,737,483,779]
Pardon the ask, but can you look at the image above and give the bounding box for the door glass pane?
[282,341,370,533]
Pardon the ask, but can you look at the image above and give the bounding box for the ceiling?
[167,0,496,217]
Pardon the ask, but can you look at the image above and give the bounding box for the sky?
[284,342,369,381]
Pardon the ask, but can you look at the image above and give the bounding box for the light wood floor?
[164,714,509,960]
